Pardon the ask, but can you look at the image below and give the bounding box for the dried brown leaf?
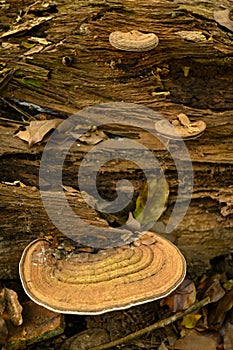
[174,330,217,350]
[0,289,5,314]
[28,37,51,45]
[15,119,63,147]
[62,185,79,194]
[77,127,108,145]
[209,288,233,325]
[158,341,169,350]
[0,315,8,345]
[223,323,233,350]
[203,275,226,303]
[4,288,23,326]
[6,301,64,349]
[161,279,196,312]
[24,44,44,56]
[214,9,233,32]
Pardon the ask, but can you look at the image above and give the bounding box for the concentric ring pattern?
[109,31,159,52]
[19,232,186,315]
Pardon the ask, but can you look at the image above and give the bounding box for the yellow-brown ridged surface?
[19,232,186,315]
[109,30,159,52]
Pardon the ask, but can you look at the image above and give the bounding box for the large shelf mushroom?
[19,232,186,315]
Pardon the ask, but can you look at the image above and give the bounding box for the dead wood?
[0,0,233,279]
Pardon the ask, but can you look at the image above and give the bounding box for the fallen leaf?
[174,330,217,350]
[223,323,233,350]
[198,274,208,289]
[214,9,233,33]
[15,119,63,147]
[0,289,5,314]
[161,279,196,312]
[158,341,169,350]
[21,41,36,49]
[4,288,23,326]
[75,126,108,145]
[28,37,51,45]
[203,274,226,303]
[24,44,44,56]
[133,176,169,228]
[62,185,79,194]
[0,315,8,345]
[6,301,64,349]
[181,314,202,329]
[223,279,233,291]
[209,288,233,325]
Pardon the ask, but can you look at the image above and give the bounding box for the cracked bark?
[0,0,233,279]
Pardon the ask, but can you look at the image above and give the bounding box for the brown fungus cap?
[19,232,186,315]
[109,30,159,52]
[155,114,206,140]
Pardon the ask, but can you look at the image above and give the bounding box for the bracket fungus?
[109,30,159,52]
[155,113,206,140]
[19,232,186,315]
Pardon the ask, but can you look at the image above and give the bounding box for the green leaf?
[133,175,169,226]
[23,78,41,88]
[223,279,233,291]
[21,41,36,49]
[181,314,202,329]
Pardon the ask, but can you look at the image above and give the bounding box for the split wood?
[89,297,210,350]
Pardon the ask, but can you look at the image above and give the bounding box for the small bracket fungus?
[155,113,206,140]
[109,30,159,52]
[19,232,186,315]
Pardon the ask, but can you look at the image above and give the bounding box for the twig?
[0,68,16,92]
[0,97,35,121]
[89,297,210,350]
[0,117,29,125]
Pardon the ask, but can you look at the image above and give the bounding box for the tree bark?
[0,0,233,279]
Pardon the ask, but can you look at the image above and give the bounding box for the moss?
[22,78,41,88]
[193,57,233,66]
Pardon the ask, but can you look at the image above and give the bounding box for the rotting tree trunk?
[0,0,233,279]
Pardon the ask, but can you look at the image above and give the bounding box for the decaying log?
[0,0,233,279]
[0,114,232,279]
[0,0,233,112]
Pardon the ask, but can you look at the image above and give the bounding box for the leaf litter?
[14,118,63,147]
[173,329,217,350]
[14,119,108,147]
[160,279,196,313]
